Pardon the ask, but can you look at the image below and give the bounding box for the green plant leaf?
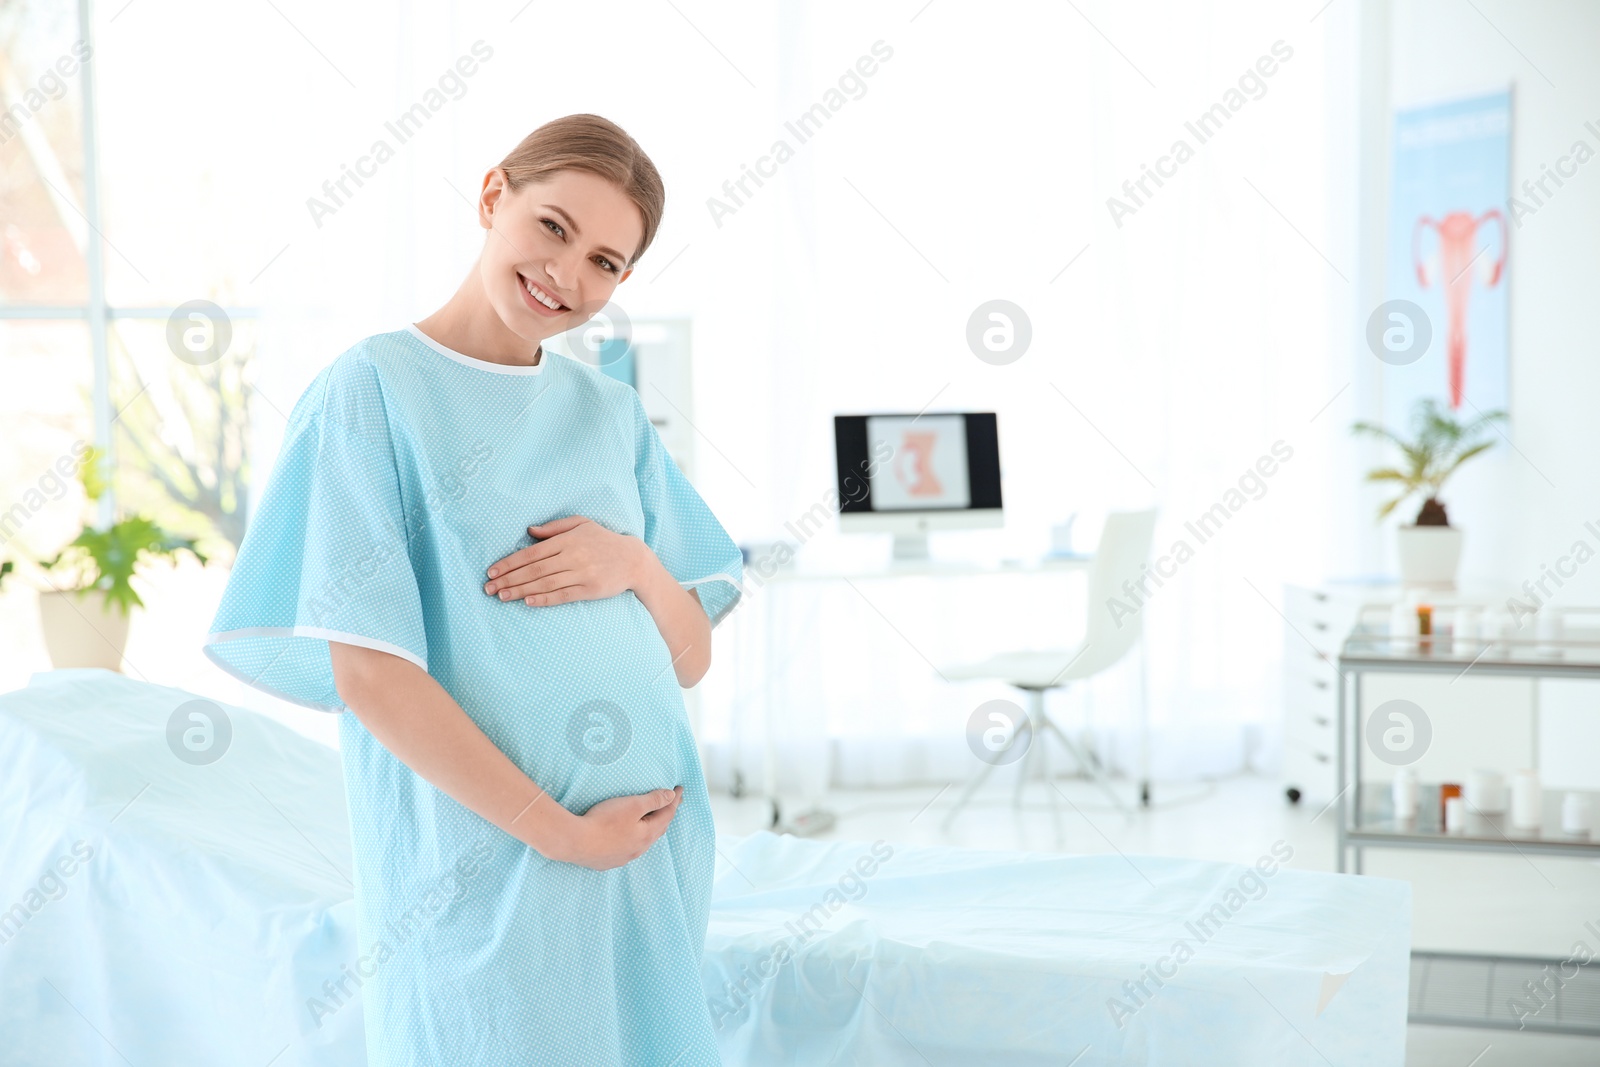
[1351,421,1405,447]
[1460,409,1508,437]
[1356,397,1505,522]
[45,514,204,617]
[1440,440,1495,480]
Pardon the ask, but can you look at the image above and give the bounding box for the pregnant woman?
[204,114,742,1065]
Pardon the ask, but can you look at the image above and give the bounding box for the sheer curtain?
[692,0,1365,794]
[226,0,1362,786]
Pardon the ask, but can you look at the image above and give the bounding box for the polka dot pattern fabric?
[204,326,743,1065]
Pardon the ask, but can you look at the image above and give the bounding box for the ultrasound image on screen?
[865,414,971,510]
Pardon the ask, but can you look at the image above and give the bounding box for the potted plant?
[36,447,207,671]
[1352,398,1505,587]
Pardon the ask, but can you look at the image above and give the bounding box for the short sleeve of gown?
[630,390,744,628]
[203,356,428,712]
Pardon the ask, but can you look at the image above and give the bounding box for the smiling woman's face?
[478,167,643,345]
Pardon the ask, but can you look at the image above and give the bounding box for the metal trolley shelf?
[1336,618,1600,873]
[1334,613,1600,1037]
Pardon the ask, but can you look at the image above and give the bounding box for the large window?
[2,0,260,547]
[1,0,260,692]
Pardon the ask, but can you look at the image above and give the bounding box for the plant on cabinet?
[1351,398,1505,587]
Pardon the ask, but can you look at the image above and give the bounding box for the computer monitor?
[833,412,1003,560]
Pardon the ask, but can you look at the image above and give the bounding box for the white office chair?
[941,509,1158,829]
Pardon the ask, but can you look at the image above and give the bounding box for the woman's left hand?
[483,516,643,606]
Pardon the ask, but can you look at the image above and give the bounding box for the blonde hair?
[495,114,664,268]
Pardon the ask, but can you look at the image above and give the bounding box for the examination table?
[0,671,1410,1065]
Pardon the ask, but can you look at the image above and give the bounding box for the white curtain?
[215,0,1364,785]
[693,0,1367,795]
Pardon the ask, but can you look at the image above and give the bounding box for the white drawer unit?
[1282,584,1369,806]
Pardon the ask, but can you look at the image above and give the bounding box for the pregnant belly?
[431,591,691,811]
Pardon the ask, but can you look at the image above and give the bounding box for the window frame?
[0,0,259,527]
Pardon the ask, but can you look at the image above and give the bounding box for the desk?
[750,554,1093,584]
[738,553,1150,832]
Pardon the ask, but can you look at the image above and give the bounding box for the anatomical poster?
[1381,89,1511,430]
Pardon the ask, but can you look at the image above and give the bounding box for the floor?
[708,772,1600,1066]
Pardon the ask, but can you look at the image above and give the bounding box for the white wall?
[1355,0,1600,790]
[1376,0,1600,598]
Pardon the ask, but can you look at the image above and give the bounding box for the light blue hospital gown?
[204,325,743,1066]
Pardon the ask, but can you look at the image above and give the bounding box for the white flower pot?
[38,589,131,671]
[1396,525,1463,588]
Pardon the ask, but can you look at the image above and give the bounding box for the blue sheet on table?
[1,671,1410,1065]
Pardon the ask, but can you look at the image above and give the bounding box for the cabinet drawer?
[1285,698,1336,750]
[1291,660,1337,695]
[1284,585,1363,656]
[1282,736,1338,805]
[1290,639,1341,674]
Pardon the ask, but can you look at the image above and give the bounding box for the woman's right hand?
[555,785,684,870]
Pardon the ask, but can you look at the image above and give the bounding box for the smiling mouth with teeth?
[518,272,569,313]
